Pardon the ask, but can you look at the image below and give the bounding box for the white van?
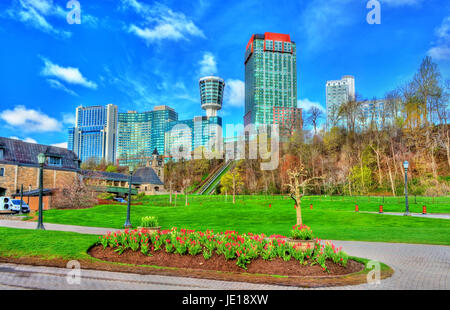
[0,197,30,214]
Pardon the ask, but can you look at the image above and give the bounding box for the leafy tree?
[220,170,244,204]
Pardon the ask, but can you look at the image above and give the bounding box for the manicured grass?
[40,195,450,245]
[0,227,97,260]
[304,195,450,213]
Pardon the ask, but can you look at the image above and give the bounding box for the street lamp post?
[36,153,46,230]
[124,165,135,228]
[403,160,410,216]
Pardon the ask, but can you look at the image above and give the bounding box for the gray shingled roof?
[81,167,163,186]
[133,167,164,185]
[0,137,80,171]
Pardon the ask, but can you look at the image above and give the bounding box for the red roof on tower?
[264,32,291,43]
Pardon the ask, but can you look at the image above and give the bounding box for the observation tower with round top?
[199,76,225,117]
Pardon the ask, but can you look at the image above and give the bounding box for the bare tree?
[307,106,324,135]
[52,176,96,209]
[284,163,323,225]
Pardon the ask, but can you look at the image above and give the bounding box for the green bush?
[140,216,159,228]
[131,193,146,200]
[97,193,114,200]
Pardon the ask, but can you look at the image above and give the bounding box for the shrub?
[97,193,114,200]
[52,177,96,209]
[140,216,159,228]
[291,224,314,240]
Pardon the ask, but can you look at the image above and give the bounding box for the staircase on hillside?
[198,160,234,195]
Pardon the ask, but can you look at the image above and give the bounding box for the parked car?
[113,197,127,203]
[0,197,30,213]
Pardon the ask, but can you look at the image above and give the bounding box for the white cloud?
[428,16,450,61]
[0,105,61,132]
[46,79,78,96]
[297,99,326,112]
[224,79,245,107]
[123,0,205,44]
[5,0,71,38]
[9,136,38,144]
[51,142,68,149]
[62,113,76,126]
[299,0,356,51]
[41,57,97,89]
[199,52,217,76]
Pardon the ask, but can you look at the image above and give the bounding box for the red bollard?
[310,204,313,210]
[379,205,383,213]
[422,205,427,215]
[355,204,359,212]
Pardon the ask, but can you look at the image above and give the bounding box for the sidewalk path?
[0,220,117,235]
[0,220,449,289]
[359,212,450,220]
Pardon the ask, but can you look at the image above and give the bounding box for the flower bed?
[93,228,356,275]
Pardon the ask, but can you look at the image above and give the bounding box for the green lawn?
[38,195,450,245]
[0,227,97,260]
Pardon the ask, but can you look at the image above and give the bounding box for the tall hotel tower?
[326,75,355,130]
[117,106,178,166]
[244,32,299,130]
[69,104,118,163]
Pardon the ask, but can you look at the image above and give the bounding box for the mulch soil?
[89,245,363,277]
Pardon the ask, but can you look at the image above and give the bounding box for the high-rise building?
[69,104,118,163]
[244,32,298,129]
[272,106,303,136]
[151,106,178,155]
[117,106,177,166]
[326,75,355,129]
[164,77,224,160]
[358,99,399,130]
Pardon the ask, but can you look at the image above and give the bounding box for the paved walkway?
[359,212,450,220]
[0,220,449,289]
[0,220,117,235]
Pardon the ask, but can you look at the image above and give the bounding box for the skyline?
[0,0,449,147]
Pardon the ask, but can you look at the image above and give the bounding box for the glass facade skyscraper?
[117,106,177,166]
[244,32,298,128]
[69,104,118,163]
[165,116,222,160]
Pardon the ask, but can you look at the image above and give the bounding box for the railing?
[91,186,138,195]
[198,160,233,195]
[191,162,224,194]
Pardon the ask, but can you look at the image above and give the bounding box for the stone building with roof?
[0,137,81,209]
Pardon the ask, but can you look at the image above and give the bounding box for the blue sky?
[0,0,449,147]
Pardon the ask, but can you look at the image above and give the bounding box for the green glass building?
[117,106,177,166]
[244,32,297,128]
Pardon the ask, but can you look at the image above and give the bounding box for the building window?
[0,149,3,160]
[0,167,4,177]
[48,156,62,167]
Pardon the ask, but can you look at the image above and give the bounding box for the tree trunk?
[446,128,450,168]
[232,174,236,204]
[296,203,302,225]
[387,158,396,196]
[370,144,383,186]
[185,189,188,206]
[431,142,438,179]
[169,182,172,204]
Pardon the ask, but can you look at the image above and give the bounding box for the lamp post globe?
[36,153,46,230]
[403,160,410,216]
[124,165,135,228]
